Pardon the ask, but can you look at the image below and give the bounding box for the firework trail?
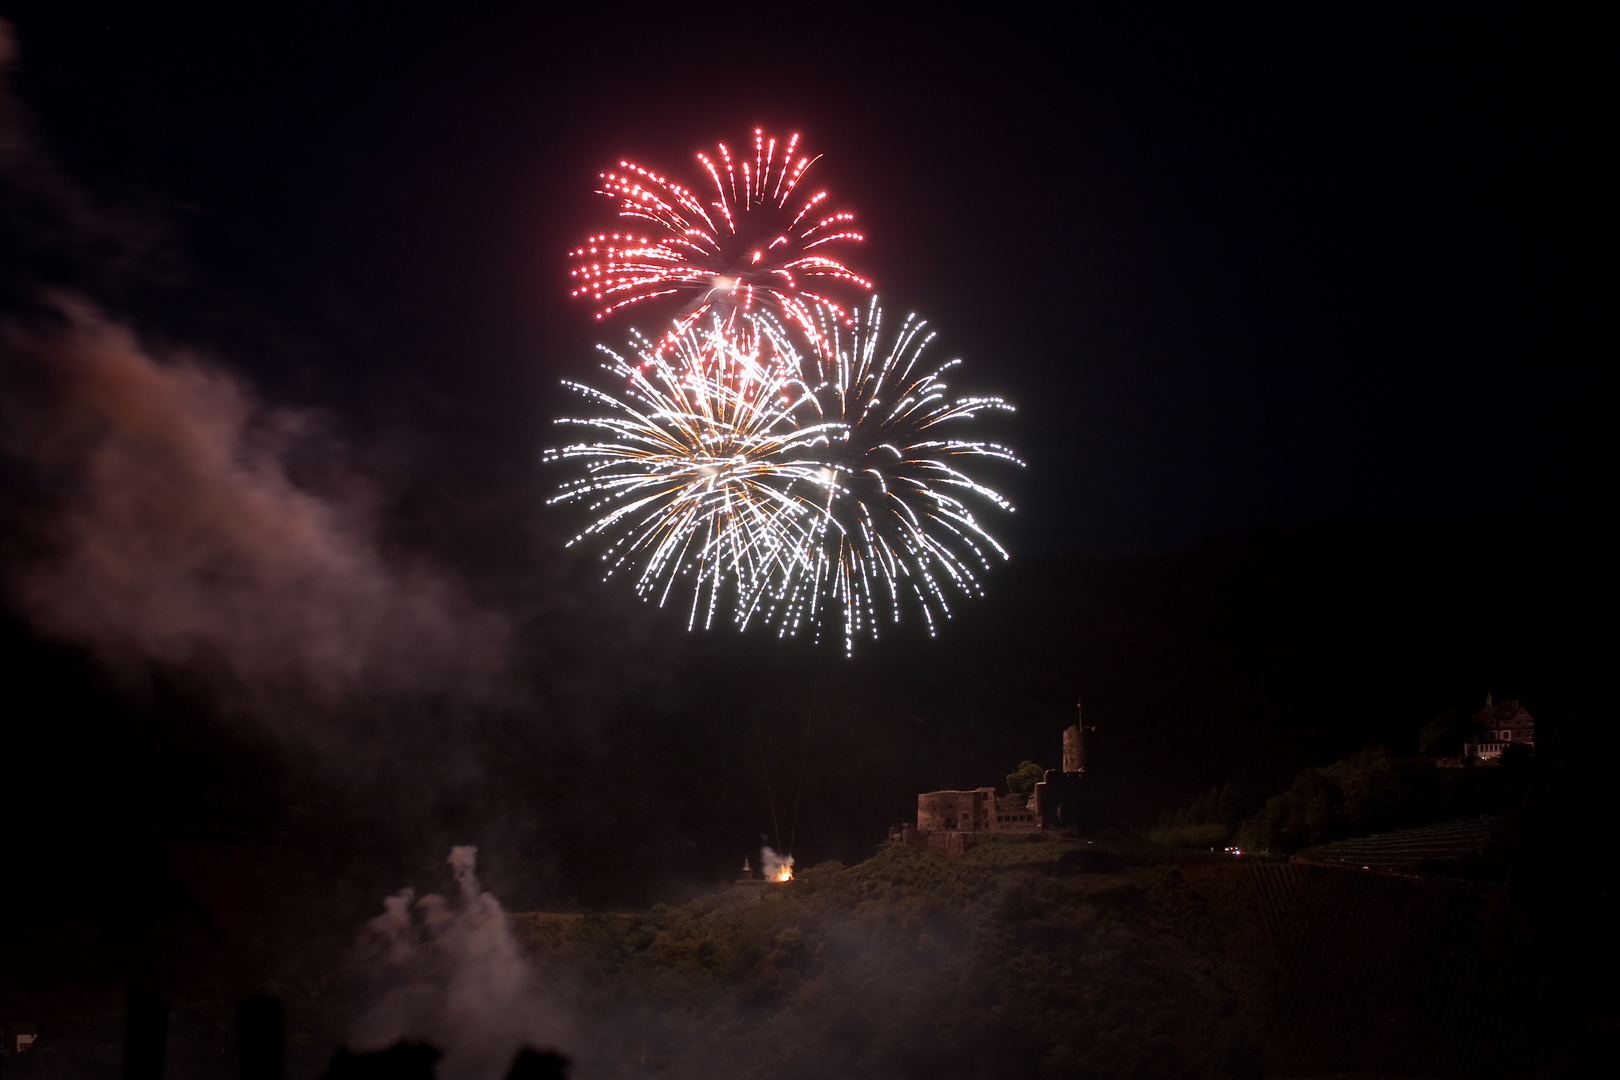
[747,299,1021,651]
[568,128,870,349]
[544,313,841,632]
[546,301,1020,652]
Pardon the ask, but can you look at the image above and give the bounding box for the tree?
[1418,709,1473,757]
[1006,760,1045,796]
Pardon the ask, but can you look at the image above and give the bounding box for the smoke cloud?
[353,847,571,1080]
[0,299,509,734]
[0,23,509,737]
[761,845,795,882]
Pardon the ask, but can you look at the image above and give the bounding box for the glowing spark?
[762,845,794,882]
[747,298,1023,652]
[545,300,1021,652]
[544,312,841,633]
[567,129,870,350]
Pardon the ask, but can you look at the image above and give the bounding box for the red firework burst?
[568,129,870,345]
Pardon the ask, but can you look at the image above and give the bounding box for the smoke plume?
[761,845,795,882]
[353,847,571,1080]
[0,299,509,734]
[0,23,508,737]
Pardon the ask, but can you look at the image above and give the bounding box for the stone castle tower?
[1036,697,1097,828]
[1060,697,1094,773]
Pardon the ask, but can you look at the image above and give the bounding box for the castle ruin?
[892,698,1098,854]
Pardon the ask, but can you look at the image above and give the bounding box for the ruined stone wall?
[991,791,1041,830]
[917,788,1040,834]
[917,788,993,832]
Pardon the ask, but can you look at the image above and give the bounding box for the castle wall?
[993,791,1041,831]
[917,788,992,831]
[1037,769,1092,829]
[917,787,1040,833]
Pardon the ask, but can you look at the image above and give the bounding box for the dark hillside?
[1,512,1608,1078]
[1221,863,1527,1077]
[509,836,1579,1079]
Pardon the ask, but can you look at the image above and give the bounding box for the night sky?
[6,4,1605,554]
[0,2,1613,1052]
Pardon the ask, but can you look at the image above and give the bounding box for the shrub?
[1147,821,1230,849]
[1149,783,1241,848]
